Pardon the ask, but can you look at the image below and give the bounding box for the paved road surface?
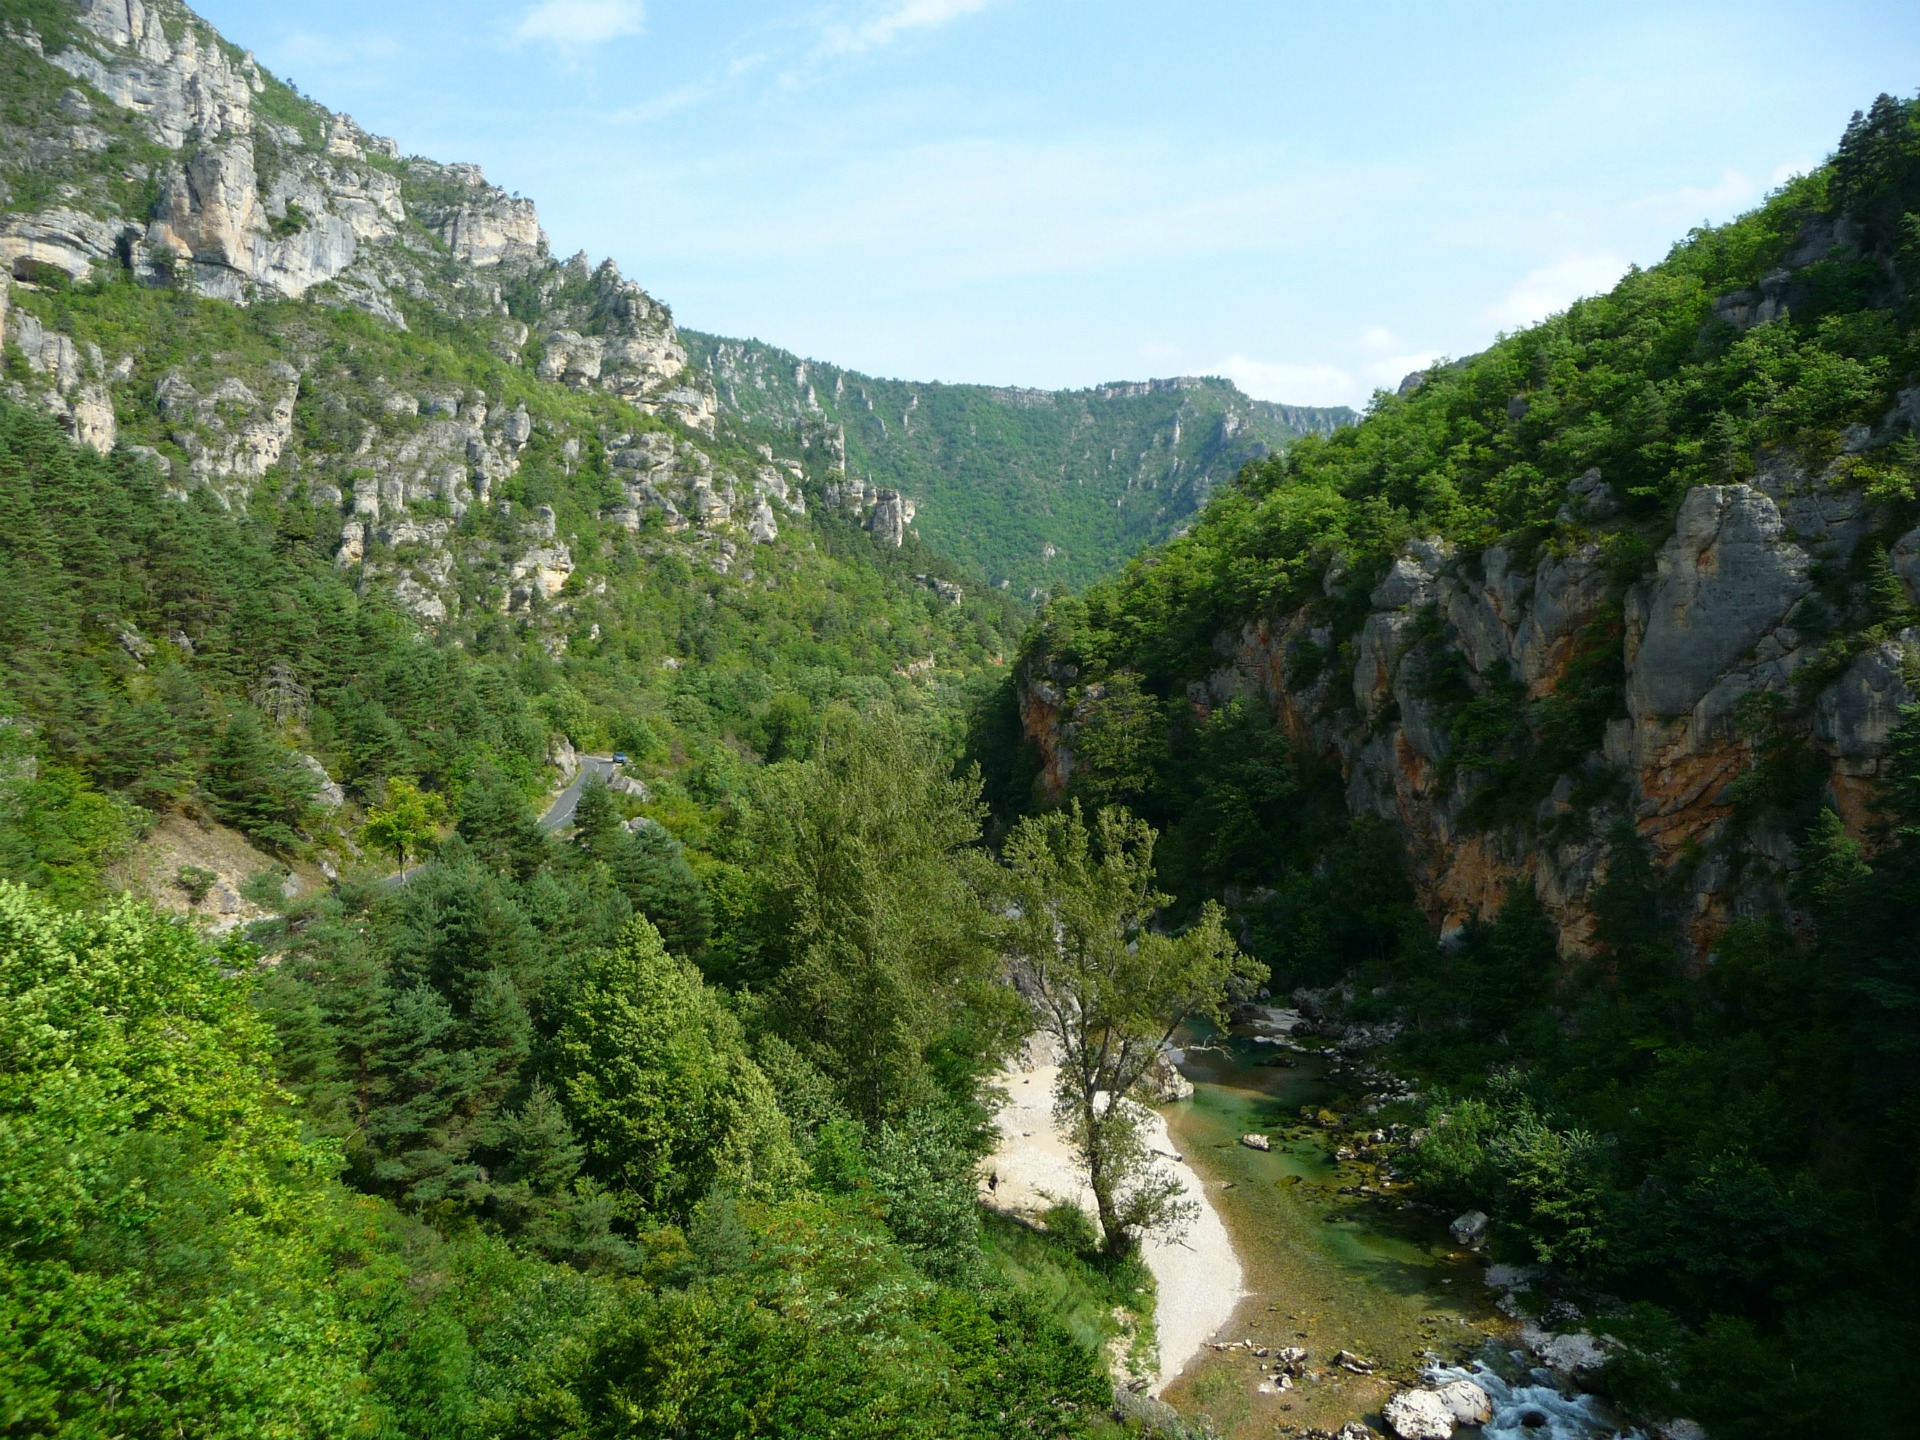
[538,755,616,831]
[372,757,614,889]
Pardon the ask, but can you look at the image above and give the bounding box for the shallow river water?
[1157,1026,1645,1439]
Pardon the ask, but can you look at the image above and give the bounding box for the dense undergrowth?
[979,95,1920,1437]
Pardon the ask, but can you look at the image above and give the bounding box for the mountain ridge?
[686,327,1354,593]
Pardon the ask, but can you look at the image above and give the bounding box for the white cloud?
[1484,253,1627,328]
[1214,355,1357,409]
[512,0,646,55]
[614,51,768,125]
[819,0,996,59]
[776,0,996,84]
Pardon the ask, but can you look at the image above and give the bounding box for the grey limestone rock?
[1891,524,1920,608]
[414,161,545,267]
[0,205,132,284]
[867,488,916,547]
[1815,630,1919,767]
[1518,542,1608,692]
[1382,1387,1455,1439]
[296,753,346,809]
[1625,484,1811,738]
[54,0,261,150]
[153,368,301,505]
[1558,465,1620,522]
[1751,451,1870,566]
[1371,536,1451,610]
[1435,1380,1492,1425]
[1449,1210,1490,1246]
[746,496,778,544]
[5,306,119,452]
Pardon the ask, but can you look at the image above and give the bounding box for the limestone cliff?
[0,0,713,428]
[1016,150,1920,966]
[1025,459,1920,961]
[0,0,852,633]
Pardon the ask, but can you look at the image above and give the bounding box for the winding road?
[537,755,617,831]
[376,756,617,889]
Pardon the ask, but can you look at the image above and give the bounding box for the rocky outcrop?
[1021,456,1920,961]
[824,471,918,547]
[1,0,709,436]
[53,0,261,150]
[410,161,544,267]
[601,429,804,559]
[296,753,346,809]
[1623,484,1813,767]
[530,259,713,431]
[2,299,121,452]
[917,574,964,605]
[0,206,132,286]
[154,364,300,505]
[504,506,574,614]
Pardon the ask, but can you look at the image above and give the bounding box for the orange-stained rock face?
[1018,665,1074,801]
[1019,494,1920,970]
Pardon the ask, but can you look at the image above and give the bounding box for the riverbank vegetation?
[999,803,1262,1258]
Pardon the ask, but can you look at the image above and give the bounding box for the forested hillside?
[687,330,1354,595]
[997,93,1920,1436]
[0,3,1161,1434]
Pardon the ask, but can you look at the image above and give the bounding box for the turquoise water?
[1159,1027,1644,1439]
[1158,1026,1500,1435]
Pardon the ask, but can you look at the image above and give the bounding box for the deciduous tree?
[999,803,1263,1258]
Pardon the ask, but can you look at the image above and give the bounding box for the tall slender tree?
[999,803,1264,1258]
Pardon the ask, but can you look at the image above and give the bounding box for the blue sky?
[195,1,1920,408]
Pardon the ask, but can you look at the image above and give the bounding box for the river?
[1157,1024,1647,1439]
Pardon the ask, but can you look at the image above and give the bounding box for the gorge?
[4,4,1920,1439]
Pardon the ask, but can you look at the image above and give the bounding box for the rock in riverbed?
[1448,1209,1489,1246]
[1435,1378,1492,1424]
[1384,1387,1456,1439]
[1240,1133,1272,1151]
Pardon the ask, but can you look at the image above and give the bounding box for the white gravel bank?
[984,1052,1245,1395]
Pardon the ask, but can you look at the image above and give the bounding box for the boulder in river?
[1239,1133,1272,1151]
[1435,1378,1492,1424]
[1383,1388,1455,1439]
[1140,1048,1195,1102]
[1448,1209,1489,1246]
[1530,1328,1614,1377]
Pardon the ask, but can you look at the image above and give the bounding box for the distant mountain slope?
[685,330,1355,594]
[0,0,1028,859]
